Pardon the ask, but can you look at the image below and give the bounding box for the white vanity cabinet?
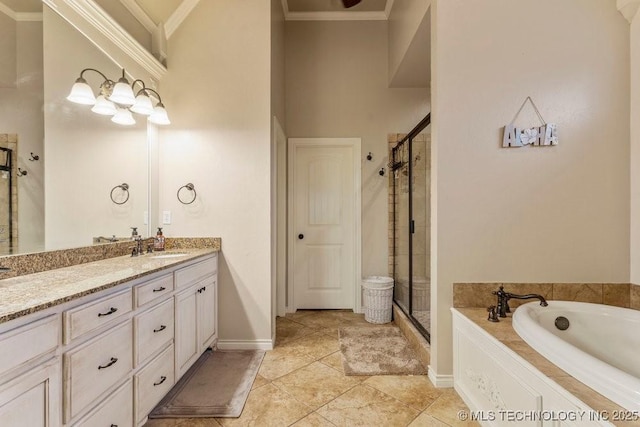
[0,251,218,427]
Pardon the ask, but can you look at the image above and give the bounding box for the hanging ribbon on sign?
[502,96,558,148]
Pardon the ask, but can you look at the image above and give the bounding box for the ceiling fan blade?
[342,0,362,8]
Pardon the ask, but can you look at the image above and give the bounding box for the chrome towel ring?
[177,183,196,205]
[110,183,130,205]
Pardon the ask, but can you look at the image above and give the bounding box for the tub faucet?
[493,286,548,318]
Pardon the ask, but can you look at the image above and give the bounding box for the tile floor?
[145,310,477,427]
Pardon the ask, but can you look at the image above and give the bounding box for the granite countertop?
[455,308,640,427]
[0,248,218,324]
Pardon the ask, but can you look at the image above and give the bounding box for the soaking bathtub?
[512,301,640,412]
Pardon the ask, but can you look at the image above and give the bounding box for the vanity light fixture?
[66,68,170,126]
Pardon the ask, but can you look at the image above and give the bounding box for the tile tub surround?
[454,308,637,427]
[453,283,640,311]
[0,246,218,324]
[0,237,221,279]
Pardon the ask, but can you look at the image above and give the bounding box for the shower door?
[391,114,431,340]
[0,147,13,254]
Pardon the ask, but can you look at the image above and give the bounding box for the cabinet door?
[197,277,217,351]
[175,285,198,378]
[72,379,132,427]
[0,359,61,427]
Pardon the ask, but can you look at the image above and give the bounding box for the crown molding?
[618,0,640,23]
[43,0,166,80]
[165,0,200,39]
[286,11,388,21]
[119,0,156,33]
[0,1,42,21]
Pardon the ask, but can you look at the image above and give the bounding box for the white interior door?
[288,138,360,310]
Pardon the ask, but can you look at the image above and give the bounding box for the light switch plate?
[162,210,171,224]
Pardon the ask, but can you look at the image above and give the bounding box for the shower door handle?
[298,234,304,240]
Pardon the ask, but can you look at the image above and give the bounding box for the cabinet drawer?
[64,321,133,422]
[72,378,132,427]
[64,288,132,343]
[175,255,217,289]
[0,315,59,378]
[135,274,174,308]
[135,298,174,366]
[135,344,174,423]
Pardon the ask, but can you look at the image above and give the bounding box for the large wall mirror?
[0,1,153,255]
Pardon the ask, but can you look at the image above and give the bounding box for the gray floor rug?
[339,326,427,376]
[149,349,265,418]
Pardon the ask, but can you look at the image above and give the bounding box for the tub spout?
[493,286,548,319]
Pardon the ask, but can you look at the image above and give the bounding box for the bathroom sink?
[150,252,189,259]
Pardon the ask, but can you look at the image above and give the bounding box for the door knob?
[298,234,304,240]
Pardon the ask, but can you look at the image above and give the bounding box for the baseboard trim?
[428,366,454,388]
[216,339,274,351]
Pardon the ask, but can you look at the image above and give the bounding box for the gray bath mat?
[149,349,265,418]
[339,326,426,376]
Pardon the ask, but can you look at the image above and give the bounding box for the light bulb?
[91,95,117,115]
[66,78,96,105]
[111,108,136,126]
[148,102,170,125]
[130,93,154,115]
[108,77,136,106]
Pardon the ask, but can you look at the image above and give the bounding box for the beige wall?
[159,0,273,346]
[431,0,630,377]
[44,7,149,250]
[388,0,431,85]
[271,0,286,129]
[0,12,16,87]
[631,10,640,284]
[285,20,429,283]
[271,0,286,331]
[0,18,44,253]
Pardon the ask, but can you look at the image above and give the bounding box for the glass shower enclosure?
[391,114,431,340]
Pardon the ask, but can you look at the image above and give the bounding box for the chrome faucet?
[492,286,548,319]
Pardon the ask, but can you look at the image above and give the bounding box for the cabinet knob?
[298,234,304,240]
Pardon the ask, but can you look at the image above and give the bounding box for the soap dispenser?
[131,227,138,240]
[154,227,165,251]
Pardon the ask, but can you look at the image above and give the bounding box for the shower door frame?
[0,147,13,253]
[391,113,430,342]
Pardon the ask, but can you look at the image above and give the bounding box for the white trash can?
[362,276,394,324]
